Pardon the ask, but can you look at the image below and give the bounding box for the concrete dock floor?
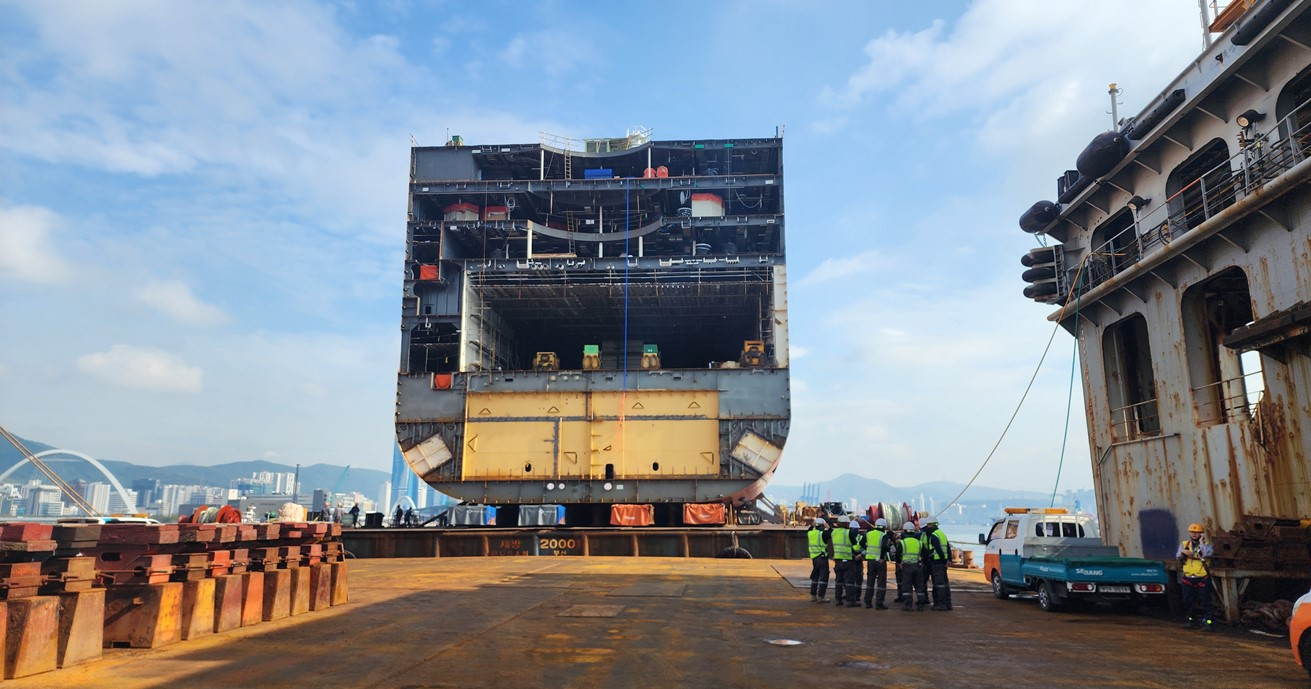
[14,558,1303,688]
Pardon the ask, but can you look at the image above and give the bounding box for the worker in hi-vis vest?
[842,519,866,607]
[921,520,953,611]
[830,515,855,606]
[807,517,833,603]
[896,521,928,611]
[863,518,894,609]
[1177,522,1215,631]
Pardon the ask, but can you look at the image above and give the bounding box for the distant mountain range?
[765,473,1096,523]
[0,436,390,499]
[1,437,1091,519]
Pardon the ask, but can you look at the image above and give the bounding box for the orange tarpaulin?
[609,504,654,527]
[682,503,726,525]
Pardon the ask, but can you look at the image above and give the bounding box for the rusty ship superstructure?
[395,130,790,525]
[1017,0,1311,619]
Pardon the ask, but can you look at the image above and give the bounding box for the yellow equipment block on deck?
[462,390,720,480]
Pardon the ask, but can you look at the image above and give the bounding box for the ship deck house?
[1021,0,1311,621]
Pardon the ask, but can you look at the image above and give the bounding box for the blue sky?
[0,1,1206,492]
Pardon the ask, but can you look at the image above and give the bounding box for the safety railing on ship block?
[1069,97,1311,300]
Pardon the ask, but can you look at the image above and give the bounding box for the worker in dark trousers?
[892,528,905,604]
[896,521,928,611]
[807,518,832,602]
[863,518,894,609]
[922,520,953,611]
[830,515,854,606]
[1177,522,1215,631]
[844,519,865,607]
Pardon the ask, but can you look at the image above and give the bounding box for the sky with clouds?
[0,0,1209,493]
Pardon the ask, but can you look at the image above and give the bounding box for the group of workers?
[807,515,954,611]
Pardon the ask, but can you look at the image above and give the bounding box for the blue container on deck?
[583,168,613,179]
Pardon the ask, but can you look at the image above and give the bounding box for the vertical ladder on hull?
[563,147,572,181]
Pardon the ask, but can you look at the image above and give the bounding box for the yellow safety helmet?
[1188,522,1205,533]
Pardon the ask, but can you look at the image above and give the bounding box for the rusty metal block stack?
[0,518,350,680]
[1211,515,1311,571]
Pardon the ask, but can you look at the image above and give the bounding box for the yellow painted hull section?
[461,390,719,481]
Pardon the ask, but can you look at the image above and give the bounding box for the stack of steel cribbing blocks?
[1211,515,1311,571]
[0,523,103,679]
[0,520,348,681]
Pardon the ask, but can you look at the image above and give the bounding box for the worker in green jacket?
[896,521,928,611]
[922,520,953,611]
[831,515,855,606]
[843,518,866,607]
[807,518,832,602]
[863,518,893,609]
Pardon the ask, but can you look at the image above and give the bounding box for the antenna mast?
[1108,83,1123,130]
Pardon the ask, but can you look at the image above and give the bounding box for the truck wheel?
[991,571,1011,600]
[1037,580,1062,612]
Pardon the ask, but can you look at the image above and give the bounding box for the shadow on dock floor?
[11,558,1300,689]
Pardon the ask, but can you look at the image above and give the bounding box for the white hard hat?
[836,515,850,523]
[813,518,827,526]
[902,521,916,531]
[874,518,887,528]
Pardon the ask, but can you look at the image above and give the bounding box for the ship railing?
[1189,369,1267,424]
[1071,97,1311,300]
[1108,398,1162,442]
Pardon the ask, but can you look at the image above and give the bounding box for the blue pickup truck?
[981,508,1168,612]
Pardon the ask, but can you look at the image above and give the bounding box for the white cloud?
[498,30,595,77]
[797,250,887,287]
[0,205,73,283]
[76,345,204,393]
[815,0,1199,150]
[790,345,810,360]
[134,280,230,326]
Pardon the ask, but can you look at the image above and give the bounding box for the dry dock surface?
[17,558,1302,688]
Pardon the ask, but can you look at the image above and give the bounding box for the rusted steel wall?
[1075,192,1311,562]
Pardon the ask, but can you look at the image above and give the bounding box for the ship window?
[1088,208,1138,282]
[1102,314,1161,440]
[1182,267,1258,426]
[605,463,615,480]
[1275,63,1311,157]
[1165,139,1234,234]
[651,462,660,472]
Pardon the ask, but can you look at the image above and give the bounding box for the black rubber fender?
[1022,266,1057,282]
[1233,0,1292,46]
[1023,282,1059,299]
[1123,89,1185,140]
[1019,200,1059,233]
[1057,174,1092,204]
[1021,247,1058,267]
[1076,131,1130,179]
